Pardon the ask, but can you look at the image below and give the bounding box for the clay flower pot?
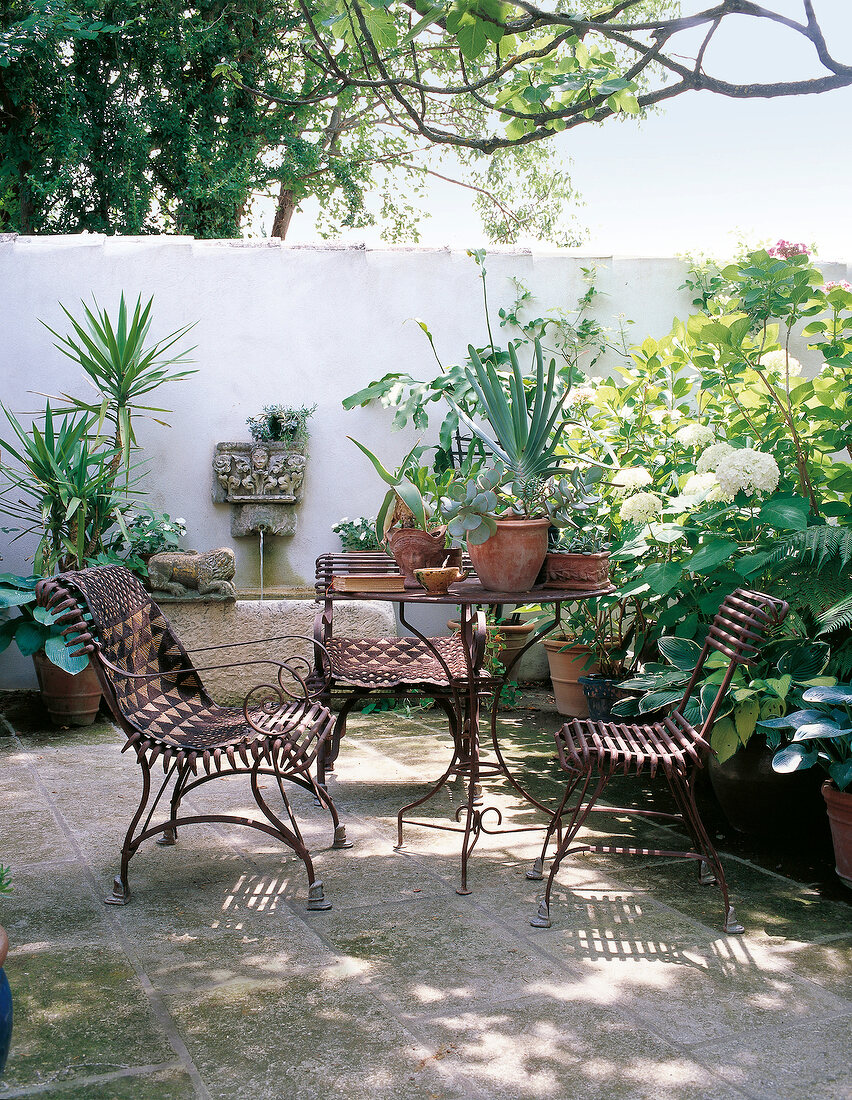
[541,551,610,589]
[467,517,549,593]
[387,527,450,587]
[823,780,852,889]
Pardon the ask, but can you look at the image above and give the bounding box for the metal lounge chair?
[528,588,789,934]
[37,564,350,911]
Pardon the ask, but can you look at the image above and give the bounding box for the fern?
[827,635,852,679]
[766,527,852,571]
[819,593,852,634]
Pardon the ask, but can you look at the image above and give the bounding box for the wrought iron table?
[324,576,613,893]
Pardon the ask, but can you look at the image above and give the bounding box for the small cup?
[413,566,468,594]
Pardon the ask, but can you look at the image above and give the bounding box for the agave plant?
[445,338,572,514]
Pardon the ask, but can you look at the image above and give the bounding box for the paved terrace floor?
[0,691,849,1100]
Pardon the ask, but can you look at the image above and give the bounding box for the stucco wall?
[1,235,848,688]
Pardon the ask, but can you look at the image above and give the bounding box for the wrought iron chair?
[37,565,350,911]
[528,588,789,934]
[313,552,487,783]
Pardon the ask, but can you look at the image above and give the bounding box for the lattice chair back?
[314,552,402,598]
[676,588,789,740]
[53,566,214,737]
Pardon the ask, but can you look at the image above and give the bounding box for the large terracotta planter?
[707,738,825,837]
[823,780,852,889]
[32,653,102,727]
[541,551,610,589]
[387,527,452,587]
[468,517,549,593]
[543,638,598,717]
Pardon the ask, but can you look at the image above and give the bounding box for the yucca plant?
[0,402,129,574]
[42,293,196,482]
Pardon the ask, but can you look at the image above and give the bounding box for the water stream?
[258,528,264,601]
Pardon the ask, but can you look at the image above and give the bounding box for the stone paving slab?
[0,697,849,1099]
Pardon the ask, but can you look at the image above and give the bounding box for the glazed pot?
[386,527,451,587]
[542,638,598,717]
[707,738,825,837]
[541,551,610,589]
[823,781,852,889]
[578,674,630,721]
[32,652,102,727]
[467,517,550,594]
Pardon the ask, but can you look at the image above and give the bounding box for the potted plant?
[442,338,575,593]
[542,593,643,718]
[346,439,450,583]
[765,683,852,887]
[246,404,316,449]
[0,293,195,722]
[331,516,382,552]
[542,525,610,588]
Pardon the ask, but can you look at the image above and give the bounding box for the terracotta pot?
[541,551,610,589]
[543,638,598,717]
[386,527,451,587]
[707,738,825,837]
[468,517,550,593]
[823,780,852,889]
[32,652,102,727]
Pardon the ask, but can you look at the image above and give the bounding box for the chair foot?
[724,906,745,935]
[104,875,130,906]
[698,860,717,885]
[156,828,177,847]
[526,856,544,881]
[529,898,552,928]
[306,879,332,911]
[331,824,353,849]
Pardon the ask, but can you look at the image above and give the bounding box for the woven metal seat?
[529,588,789,934]
[314,552,485,779]
[37,565,350,911]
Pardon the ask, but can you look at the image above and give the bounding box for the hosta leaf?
[44,633,89,674]
[710,717,740,763]
[658,636,702,671]
[802,684,852,704]
[793,721,852,741]
[15,621,46,656]
[772,744,819,773]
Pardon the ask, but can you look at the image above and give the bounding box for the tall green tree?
[0,0,583,242]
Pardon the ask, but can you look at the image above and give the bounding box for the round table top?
[327,579,616,605]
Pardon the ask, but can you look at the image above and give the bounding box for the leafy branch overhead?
[291,0,852,152]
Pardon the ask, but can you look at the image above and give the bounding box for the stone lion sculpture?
[147,548,237,600]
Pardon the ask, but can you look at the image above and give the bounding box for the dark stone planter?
[578,674,631,721]
[0,926,10,1075]
[708,738,825,837]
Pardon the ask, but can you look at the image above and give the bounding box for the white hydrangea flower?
[620,491,662,526]
[714,448,780,500]
[759,350,802,377]
[696,441,735,474]
[680,473,722,503]
[611,467,653,495]
[675,423,715,449]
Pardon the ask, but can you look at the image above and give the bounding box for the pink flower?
[825,281,852,292]
[768,240,810,259]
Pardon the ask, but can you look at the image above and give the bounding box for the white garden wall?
[1,234,848,688]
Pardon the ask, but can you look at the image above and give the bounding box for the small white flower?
[675,423,715,449]
[759,350,802,377]
[566,385,596,408]
[620,491,662,526]
[714,447,780,500]
[611,467,653,495]
[696,441,735,475]
[174,518,186,527]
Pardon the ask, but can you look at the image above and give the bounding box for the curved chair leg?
[250,766,332,910]
[105,752,153,905]
[667,770,744,934]
[530,772,609,929]
[319,697,357,784]
[527,772,583,881]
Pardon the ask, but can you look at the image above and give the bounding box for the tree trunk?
[271,185,296,239]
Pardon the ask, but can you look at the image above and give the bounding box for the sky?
[281,2,852,263]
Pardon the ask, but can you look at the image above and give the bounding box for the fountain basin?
[164,597,397,705]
